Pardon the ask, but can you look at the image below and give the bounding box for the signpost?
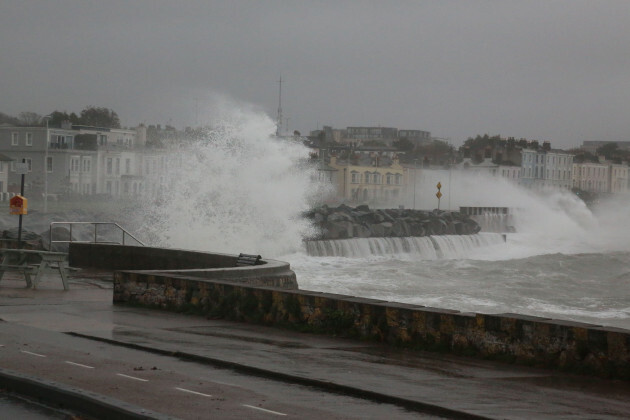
[436,182,442,210]
[13,159,29,247]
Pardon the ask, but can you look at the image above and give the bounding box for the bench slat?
[236,253,262,266]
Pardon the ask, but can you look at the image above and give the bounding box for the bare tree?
[18,111,42,126]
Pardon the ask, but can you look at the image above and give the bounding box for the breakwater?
[70,243,630,380]
[304,205,480,240]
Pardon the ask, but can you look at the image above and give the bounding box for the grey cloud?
[2,0,630,147]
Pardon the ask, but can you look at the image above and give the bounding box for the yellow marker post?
[436,182,442,210]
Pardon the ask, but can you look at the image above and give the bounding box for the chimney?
[135,124,147,147]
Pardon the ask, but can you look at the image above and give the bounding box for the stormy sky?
[2,1,629,148]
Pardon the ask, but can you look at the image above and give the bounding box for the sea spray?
[136,110,322,257]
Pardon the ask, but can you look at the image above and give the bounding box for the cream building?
[572,162,609,193]
[328,155,404,206]
[610,164,629,194]
[573,159,629,194]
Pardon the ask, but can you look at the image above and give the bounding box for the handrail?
[49,222,145,247]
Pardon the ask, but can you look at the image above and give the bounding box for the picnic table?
[0,249,70,290]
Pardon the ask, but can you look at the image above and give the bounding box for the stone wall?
[113,270,630,380]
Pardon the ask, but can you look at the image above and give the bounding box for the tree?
[567,148,598,163]
[0,112,20,126]
[79,106,121,128]
[596,142,619,159]
[462,134,502,150]
[363,140,387,147]
[18,111,42,126]
[393,137,414,152]
[47,110,80,127]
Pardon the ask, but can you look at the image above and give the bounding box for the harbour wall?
[69,243,630,380]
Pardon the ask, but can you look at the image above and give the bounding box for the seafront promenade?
[1,270,630,419]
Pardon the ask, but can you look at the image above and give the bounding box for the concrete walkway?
[1,270,630,419]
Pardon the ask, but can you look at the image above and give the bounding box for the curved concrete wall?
[68,243,298,289]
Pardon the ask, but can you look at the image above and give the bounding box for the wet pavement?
[1,270,630,419]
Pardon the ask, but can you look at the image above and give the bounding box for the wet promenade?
[1,270,630,419]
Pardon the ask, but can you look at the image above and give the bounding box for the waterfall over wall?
[305,233,505,258]
[471,214,515,233]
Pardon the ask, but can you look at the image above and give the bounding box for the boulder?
[305,205,481,240]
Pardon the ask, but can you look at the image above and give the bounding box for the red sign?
[10,195,28,215]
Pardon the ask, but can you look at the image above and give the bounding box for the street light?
[41,115,52,213]
[413,159,418,209]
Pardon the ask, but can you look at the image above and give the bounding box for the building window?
[25,133,33,146]
[115,158,120,175]
[107,158,113,174]
[351,171,359,183]
[47,156,53,173]
[82,158,91,173]
[11,133,19,146]
[125,158,131,174]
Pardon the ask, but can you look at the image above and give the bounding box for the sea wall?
[304,205,480,240]
[69,243,298,289]
[111,270,630,380]
[69,243,630,379]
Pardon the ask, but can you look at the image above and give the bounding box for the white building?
[457,157,499,177]
[520,145,573,190]
[0,126,77,197]
[0,153,12,198]
[0,123,164,201]
[498,165,521,181]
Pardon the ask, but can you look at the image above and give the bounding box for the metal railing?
[49,222,145,247]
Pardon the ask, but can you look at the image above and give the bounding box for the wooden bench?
[236,253,262,266]
[0,265,38,288]
[0,249,70,290]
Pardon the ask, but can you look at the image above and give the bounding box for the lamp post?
[41,115,52,213]
[413,159,418,209]
[448,164,452,211]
